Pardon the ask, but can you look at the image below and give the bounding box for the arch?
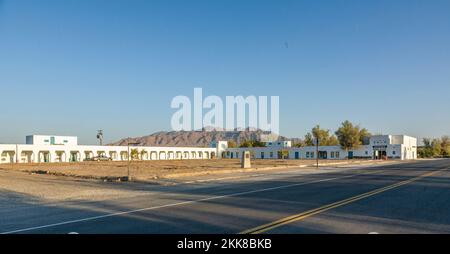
[38,151,51,163]
[167,151,175,160]
[120,151,128,161]
[96,151,106,157]
[84,151,94,161]
[198,151,203,159]
[159,151,167,160]
[20,151,34,163]
[191,151,196,159]
[70,151,81,162]
[55,151,67,163]
[183,151,190,159]
[109,151,118,160]
[1,151,15,163]
[150,151,158,160]
[140,150,149,160]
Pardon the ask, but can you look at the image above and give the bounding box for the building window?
[270,152,273,158]
[306,152,310,158]
[331,152,335,158]
[365,151,368,155]
[336,152,340,158]
[393,151,396,155]
[311,152,314,158]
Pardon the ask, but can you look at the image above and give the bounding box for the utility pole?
[15,144,19,164]
[127,139,140,181]
[97,130,103,146]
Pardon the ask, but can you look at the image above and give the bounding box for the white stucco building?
[223,135,417,161]
[0,135,217,164]
[0,134,417,164]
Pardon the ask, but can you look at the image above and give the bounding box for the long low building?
[0,135,218,164]
[0,134,417,164]
[224,135,417,160]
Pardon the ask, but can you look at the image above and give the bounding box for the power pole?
[127,139,140,181]
[97,130,103,146]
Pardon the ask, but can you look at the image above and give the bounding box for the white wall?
[0,134,418,164]
[0,144,217,164]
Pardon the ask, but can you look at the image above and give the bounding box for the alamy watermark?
[170,88,279,135]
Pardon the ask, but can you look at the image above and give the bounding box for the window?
[331,152,335,158]
[393,151,396,155]
[311,152,314,158]
[270,152,273,158]
[365,151,368,155]
[306,152,310,158]
[336,152,340,158]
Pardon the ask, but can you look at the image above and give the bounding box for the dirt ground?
[0,159,403,202]
[0,159,340,182]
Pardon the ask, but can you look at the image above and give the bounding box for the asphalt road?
[1,159,449,234]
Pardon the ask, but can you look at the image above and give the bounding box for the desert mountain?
[110,129,297,147]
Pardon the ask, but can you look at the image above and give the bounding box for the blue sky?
[1,0,449,144]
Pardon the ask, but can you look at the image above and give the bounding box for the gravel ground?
[0,159,376,182]
[0,159,403,203]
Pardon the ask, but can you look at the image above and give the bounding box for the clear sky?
[1,0,449,144]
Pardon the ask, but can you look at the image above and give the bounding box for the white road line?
[1,169,385,234]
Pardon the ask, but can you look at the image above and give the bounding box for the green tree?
[327,135,339,146]
[359,128,372,144]
[304,133,314,146]
[293,139,306,147]
[239,140,252,148]
[441,136,450,157]
[335,120,370,150]
[431,138,442,157]
[311,125,329,145]
[130,148,140,160]
[239,140,266,148]
[227,140,237,148]
[419,138,434,158]
[304,125,340,146]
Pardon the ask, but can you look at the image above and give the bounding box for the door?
[295,152,299,159]
[348,151,354,159]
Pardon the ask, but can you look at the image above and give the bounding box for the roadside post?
[241,151,251,168]
[127,140,140,181]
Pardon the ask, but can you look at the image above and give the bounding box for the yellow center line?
[241,168,446,234]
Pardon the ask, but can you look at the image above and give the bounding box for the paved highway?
[1,159,449,234]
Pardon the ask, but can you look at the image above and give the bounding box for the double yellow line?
[241,168,444,234]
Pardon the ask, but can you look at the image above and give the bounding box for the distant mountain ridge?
[110,129,298,147]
